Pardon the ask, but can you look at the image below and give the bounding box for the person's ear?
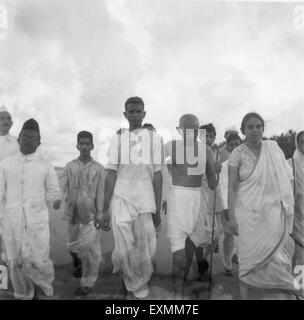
[91,144,94,151]
[142,111,146,120]
[123,111,127,120]
[76,144,80,151]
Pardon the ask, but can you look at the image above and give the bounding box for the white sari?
[235,141,296,296]
[289,132,304,265]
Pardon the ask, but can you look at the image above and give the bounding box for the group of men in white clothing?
[0,98,242,300]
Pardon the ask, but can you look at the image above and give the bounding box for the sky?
[0,0,304,166]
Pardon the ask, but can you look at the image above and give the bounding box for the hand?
[94,218,102,230]
[101,212,111,232]
[228,216,239,236]
[152,211,161,228]
[53,199,61,210]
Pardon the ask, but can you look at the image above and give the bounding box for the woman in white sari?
[228,112,302,300]
[289,131,304,267]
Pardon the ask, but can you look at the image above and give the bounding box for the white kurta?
[107,128,162,298]
[0,134,18,263]
[0,134,18,161]
[0,152,60,299]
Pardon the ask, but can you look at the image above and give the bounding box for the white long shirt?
[0,152,60,261]
[0,134,18,161]
[106,128,163,213]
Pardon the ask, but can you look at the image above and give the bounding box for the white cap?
[0,105,9,114]
[224,125,238,134]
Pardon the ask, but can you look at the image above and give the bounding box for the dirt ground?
[0,250,241,300]
[0,167,241,300]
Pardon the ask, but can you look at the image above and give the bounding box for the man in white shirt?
[0,105,18,264]
[218,132,241,276]
[0,104,18,161]
[218,126,238,164]
[102,97,163,299]
[0,119,61,300]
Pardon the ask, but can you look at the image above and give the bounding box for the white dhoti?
[167,186,207,252]
[111,196,156,299]
[67,221,101,288]
[9,258,54,300]
[0,152,60,300]
[199,184,222,248]
[5,226,54,300]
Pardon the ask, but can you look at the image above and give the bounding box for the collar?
[76,157,94,165]
[20,151,38,162]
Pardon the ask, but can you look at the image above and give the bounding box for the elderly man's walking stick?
[208,147,219,300]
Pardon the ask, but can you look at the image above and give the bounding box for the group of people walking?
[0,97,303,300]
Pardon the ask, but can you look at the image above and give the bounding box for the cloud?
[0,0,143,165]
[0,1,303,165]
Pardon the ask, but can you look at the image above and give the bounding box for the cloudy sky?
[0,0,304,166]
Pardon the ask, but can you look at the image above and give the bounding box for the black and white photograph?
[0,0,304,304]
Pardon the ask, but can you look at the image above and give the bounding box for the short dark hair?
[240,112,264,135]
[125,97,145,110]
[77,131,93,144]
[226,133,241,145]
[199,123,216,136]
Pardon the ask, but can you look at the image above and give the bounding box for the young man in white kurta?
[165,115,217,299]
[0,119,61,300]
[102,97,163,299]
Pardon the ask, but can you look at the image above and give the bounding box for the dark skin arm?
[206,145,218,191]
[153,171,163,228]
[101,169,117,231]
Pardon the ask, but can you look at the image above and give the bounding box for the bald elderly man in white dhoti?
[165,114,217,299]
[0,119,61,300]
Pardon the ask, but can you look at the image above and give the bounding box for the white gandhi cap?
[224,125,238,134]
[0,105,9,113]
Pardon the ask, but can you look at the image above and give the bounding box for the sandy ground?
[0,168,241,300]
[0,248,241,300]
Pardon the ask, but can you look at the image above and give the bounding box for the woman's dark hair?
[240,112,264,135]
[297,131,304,146]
